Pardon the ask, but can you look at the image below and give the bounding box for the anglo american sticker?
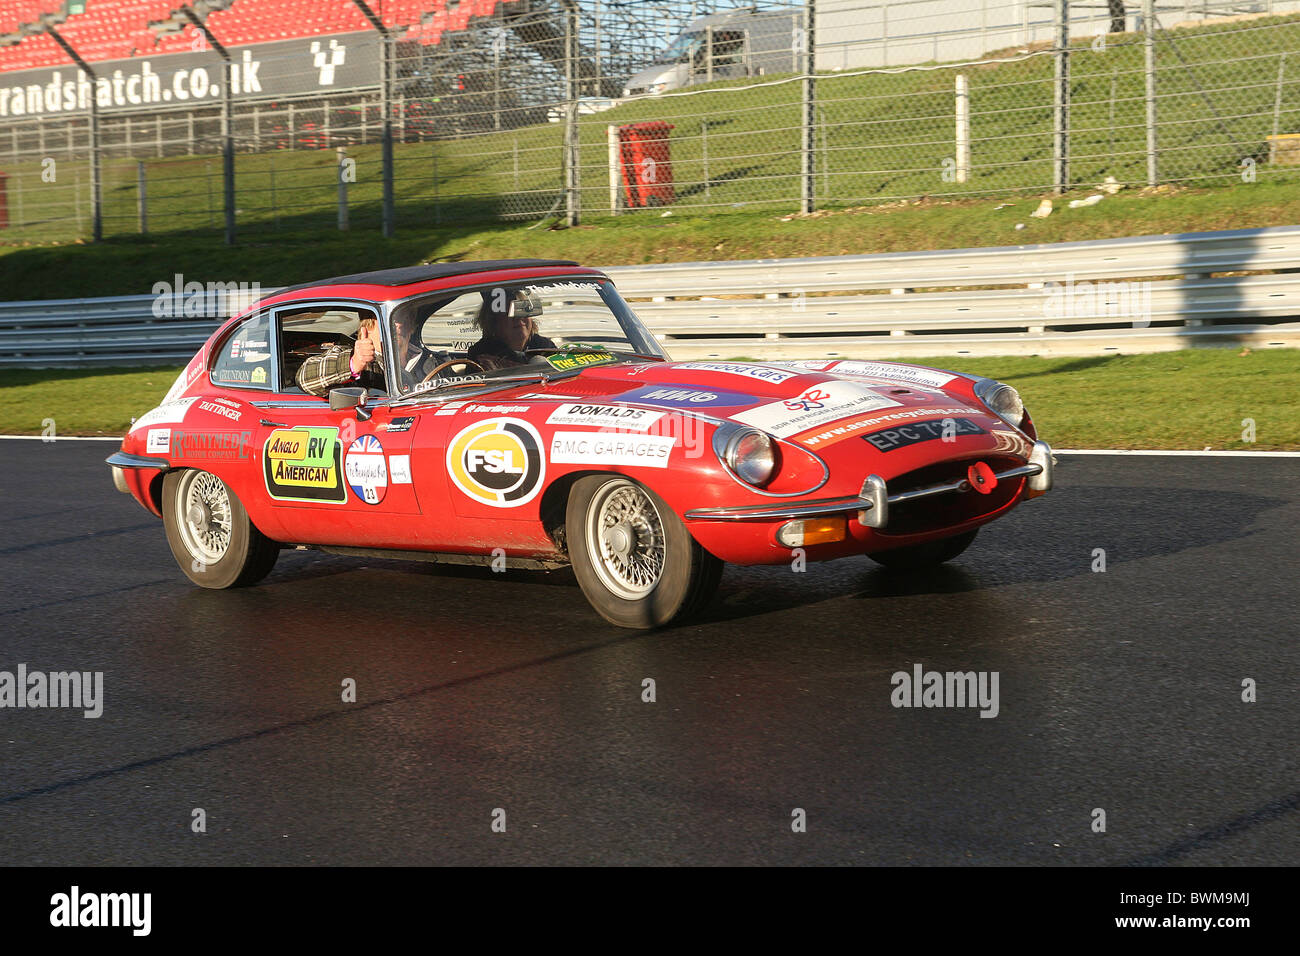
[733,381,901,438]
[674,362,798,384]
[546,403,663,431]
[345,434,388,505]
[146,428,171,454]
[549,431,676,469]
[264,426,346,504]
[820,361,958,389]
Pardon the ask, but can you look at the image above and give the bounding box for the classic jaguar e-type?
[108,259,1053,628]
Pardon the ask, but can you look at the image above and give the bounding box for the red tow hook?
[967,461,997,495]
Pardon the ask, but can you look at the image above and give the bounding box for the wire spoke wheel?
[586,479,666,600]
[176,469,233,566]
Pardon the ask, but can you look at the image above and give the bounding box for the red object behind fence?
[618,122,675,208]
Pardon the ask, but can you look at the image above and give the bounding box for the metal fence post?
[801,0,816,214]
[1273,52,1287,140]
[338,146,349,231]
[180,6,235,245]
[955,74,970,184]
[1052,0,1069,194]
[45,28,100,241]
[346,1,394,236]
[563,0,580,226]
[608,124,620,215]
[1144,0,1157,186]
[137,161,147,234]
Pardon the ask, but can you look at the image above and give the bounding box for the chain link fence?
[0,0,1298,244]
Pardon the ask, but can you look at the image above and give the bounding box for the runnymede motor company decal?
[345,434,388,505]
[263,426,347,503]
[446,418,545,508]
[388,454,413,484]
[733,381,901,438]
[795,405,983,449]
[145,428,170,454]
[131,397,197,432]
[549,431,676,469]
[819,361,958,388]
[546,403,664,431]
[675,362,798,384]
[620,385,757,408]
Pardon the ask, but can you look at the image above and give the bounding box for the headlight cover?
[975,380,1026,428]
[725,428,778,487]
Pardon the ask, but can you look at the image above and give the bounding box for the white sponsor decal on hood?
[146,429,171,454]
[732,381,901,438]
[549,431,676,468]
[546,403,664,431]
[819,361,958,388]
[674,362,799,384]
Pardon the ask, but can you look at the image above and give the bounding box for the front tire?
[162,469,280,589]
[867,529,979,572]
[566,476,722,629]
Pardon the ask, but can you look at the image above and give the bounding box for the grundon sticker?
[263,426,347,504]
[446,418,545,508]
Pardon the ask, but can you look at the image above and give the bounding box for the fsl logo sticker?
[345,434,388,505]
[446,418,545,508]
[264,426,346,503]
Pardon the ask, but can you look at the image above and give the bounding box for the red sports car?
[108,259,1053,628]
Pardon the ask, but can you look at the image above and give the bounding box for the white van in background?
[622,6,800,97]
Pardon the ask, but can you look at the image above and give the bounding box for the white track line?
[0,435,122,441]
[2,436,1297,456]
[1055,449,1300,457]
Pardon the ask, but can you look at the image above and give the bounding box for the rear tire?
[566,476,722,629]
[867,529,979,572]
[163,468,280,589]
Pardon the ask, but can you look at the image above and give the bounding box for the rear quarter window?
[211,313,272,388]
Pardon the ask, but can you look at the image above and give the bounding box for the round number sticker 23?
[446,418,545,508]
[345,434,388,505]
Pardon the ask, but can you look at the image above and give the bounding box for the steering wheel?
[420,358,484,384]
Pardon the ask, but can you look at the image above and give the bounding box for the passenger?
[468,288,555,370]
[296,314,388,397]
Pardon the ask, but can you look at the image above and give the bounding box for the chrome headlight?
[975,380,1025,427]
[725,428,778,487]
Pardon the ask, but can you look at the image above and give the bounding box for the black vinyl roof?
[277,259,584,295]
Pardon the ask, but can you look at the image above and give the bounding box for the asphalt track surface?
[1,439,1296,866]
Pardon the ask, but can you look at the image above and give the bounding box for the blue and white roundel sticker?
[345,434,388,505]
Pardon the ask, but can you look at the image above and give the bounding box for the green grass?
[4,350,1295,449]
[2,177,1299,301]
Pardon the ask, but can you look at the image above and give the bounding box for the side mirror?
[329,387,366,411]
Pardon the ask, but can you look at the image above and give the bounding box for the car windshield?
[387,276,668,398]
[655,30,702,64]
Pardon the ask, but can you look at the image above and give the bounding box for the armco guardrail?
[2,227,1299,368]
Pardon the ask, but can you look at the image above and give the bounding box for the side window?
[277,305,378,394]
[211,312,272,389]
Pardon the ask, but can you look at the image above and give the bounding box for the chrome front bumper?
[683,440,1054,528]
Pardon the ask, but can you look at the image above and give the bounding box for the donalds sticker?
[264,426,346,503]
[446,418,545,508]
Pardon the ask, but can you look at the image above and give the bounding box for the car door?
[251,300,423,549]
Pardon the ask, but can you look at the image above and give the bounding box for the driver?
[468,288,555,370]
